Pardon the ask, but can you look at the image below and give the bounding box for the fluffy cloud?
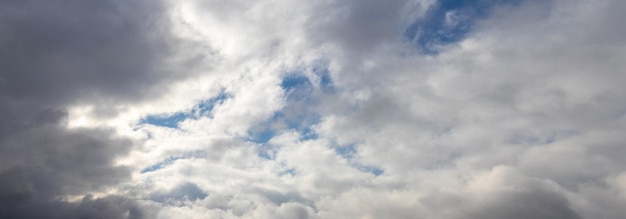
[2,0,626,218]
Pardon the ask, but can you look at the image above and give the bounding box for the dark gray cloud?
[465,183,582,219]
[1,193,145,219]
[0,0,192,218]
[0,0,189,106]
[312,0,407,54]
[0,114,142,218]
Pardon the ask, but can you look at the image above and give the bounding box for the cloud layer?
[2,0,626,218]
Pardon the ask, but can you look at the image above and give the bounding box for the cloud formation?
[2,0,626,218]
[0,0,194,218]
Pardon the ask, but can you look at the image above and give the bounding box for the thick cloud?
[0,0,183,106]
[0,107,142,218]
[4,0,626,218]
[0,0,191,218]
[1,194,145,219]
[139,0,626,218]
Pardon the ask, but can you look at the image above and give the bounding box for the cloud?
[3,0,626,218]
[0,194,146,219]
[1,0,181,106]
[130,0,626,218]
[0,0,197,218]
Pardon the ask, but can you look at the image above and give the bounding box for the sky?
[1,0,626,218]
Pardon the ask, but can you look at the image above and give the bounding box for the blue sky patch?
[192,91,230,118]
[141,150,206,173]
[335,144,357,160]
[141,156,181,173]
[279,70,326,139]
[247,111,321,143]
[299,126,319,141]
[248,66,333,159]
[246,112,283,144]
[279,168,296,176]
[281,74,314,102]
[257,145,275,160]
[332,143,384,176]
[248,126,276,144]
[314,66,335,94]
[282,63,334,96]
[281,74,312,91]
[405,0,522,54]
[248,112,321,159]
[248,70,326,144]
[141,112,187,129]
[140,91,230,128]
[355,164,384,176]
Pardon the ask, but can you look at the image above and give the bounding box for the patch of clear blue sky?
[356,165,384,176]
[141,112,188,129]
[250,64,332,161]
[280,65,334,96]
[249,115,321,160]
[140,91,230,128]
[281,74,314,102]
[141,62,382,176]
[257,144,275,160]
[335,144,357,159]
[249,65,332,144]
[281,74,312,93]
[194,92,230,118]
[247,112,282,144]
[317,67,335,94]
[334,144,384,176]
[278,168,296,177]
[141,150,206,173]
[405,0,522,54]
[141,156,180,173]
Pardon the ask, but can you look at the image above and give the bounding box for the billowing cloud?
[0,0,197,218]
[2,0,626,218]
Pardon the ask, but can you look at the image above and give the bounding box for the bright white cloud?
[49,0,626,218]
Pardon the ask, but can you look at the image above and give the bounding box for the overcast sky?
[1,0,626,218]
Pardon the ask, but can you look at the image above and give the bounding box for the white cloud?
[44,0,626,218]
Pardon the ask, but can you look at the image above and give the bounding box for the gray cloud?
[0,0,194,106]
[150,182,208,203]
[3,0,626,218]
[1,194,145,219]
[310,0,408,54]
[0,116,141,218]
[0,0,195,218]
[464,182,582,219]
